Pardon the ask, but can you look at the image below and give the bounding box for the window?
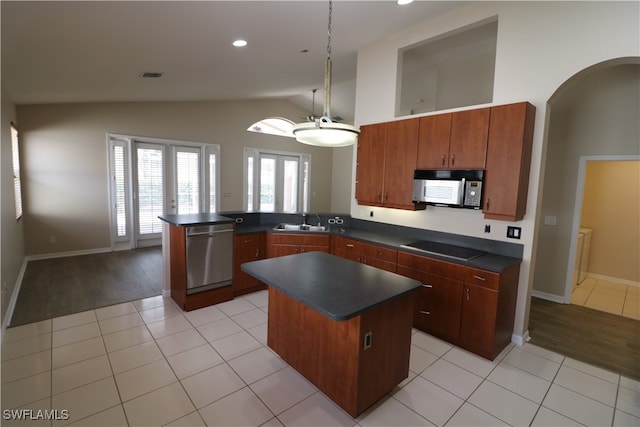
[11,123,23,220]
[244,148,310,213]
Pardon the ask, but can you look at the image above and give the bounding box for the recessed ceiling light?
[397,0,414,5]
[232,39,247,47]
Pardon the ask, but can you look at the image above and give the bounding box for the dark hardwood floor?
[10,247,163,327]
[528,296,640,381]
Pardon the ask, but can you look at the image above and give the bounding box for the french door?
[108,135,219,249]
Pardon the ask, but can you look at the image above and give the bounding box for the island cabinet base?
[267,287,414,418]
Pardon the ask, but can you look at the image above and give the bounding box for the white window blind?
[113,144,127,237]
[209,153,217,212]
[176,150,200,214]
[137,146,164,235]
[11,124,23,220]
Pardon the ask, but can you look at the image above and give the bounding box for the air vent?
[140,72,163,78]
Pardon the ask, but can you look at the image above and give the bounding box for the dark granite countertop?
[234,222,520,273]
[241,252,421,321]
[158,213,235,226]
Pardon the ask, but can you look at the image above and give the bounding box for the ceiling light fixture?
[232,39,247,47]
[397,0,414,5]
[292,0,360,147]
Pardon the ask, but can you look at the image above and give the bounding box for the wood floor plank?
[528,297,640,381]
[10,247,163,327]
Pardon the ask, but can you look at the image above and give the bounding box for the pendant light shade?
[292,118,360,147]
[292,0,360,147]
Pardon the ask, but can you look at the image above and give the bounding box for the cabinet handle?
[384,192,389,200]
[243,239,252,243]
[466,288,470,301]
[422,284,433,288]
[441,155,446,166]
[377,192,382,202]
[255,249,259,257]
[486,198,491,209]
[451,154,455,166]
[418,310,431,315]
[473,275,486,281]
[346,244,355,248]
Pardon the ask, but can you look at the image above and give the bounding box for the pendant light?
[292,0,360,147]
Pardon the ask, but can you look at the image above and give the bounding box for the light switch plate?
[507,226,521,239]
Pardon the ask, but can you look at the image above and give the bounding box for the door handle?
[466,288,470,300]
[422,284,433,288]
[418,310,431,315]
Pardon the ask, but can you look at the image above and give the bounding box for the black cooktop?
[401,240,485,261]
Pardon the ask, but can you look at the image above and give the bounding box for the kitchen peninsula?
[242,251,421,417]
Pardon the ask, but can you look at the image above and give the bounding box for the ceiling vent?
[140,72,163,78]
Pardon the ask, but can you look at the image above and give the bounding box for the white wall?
[1,85,25,329]
[352,1,640,341]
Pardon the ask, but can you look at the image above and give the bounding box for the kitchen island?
[241,251,421,417]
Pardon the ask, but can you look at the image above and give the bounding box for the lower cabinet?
[396,250,520,360]
[330,235,397,273]
[233,233,266,296]
[266,233,330,258]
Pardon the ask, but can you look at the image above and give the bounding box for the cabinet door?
[448,108,490,169]
[483,102,536,221]
[382,118,420,208]
[396,266,463,342]
[355,124,386,206]
[269,244,299,258]
[417,113,452,169]
[330,236,363,262]
[459,283,498,359]
[233,233,266,294]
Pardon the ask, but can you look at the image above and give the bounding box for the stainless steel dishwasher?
[186,223,234,294]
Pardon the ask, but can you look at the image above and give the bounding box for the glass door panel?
[260,156,276,212]
[136,143,165,238]
[175,147,201,214]
[282,157,299,213]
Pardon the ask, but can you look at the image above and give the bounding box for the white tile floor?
[571,278,640,320]
[2,290,639,427]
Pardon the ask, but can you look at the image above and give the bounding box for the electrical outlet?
[484,224,491,233]
[544,215,557,226]
[369,211,374,217]
[507,226,521,239]
[49,235,56,243]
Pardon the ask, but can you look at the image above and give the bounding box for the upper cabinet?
[417,108,490,170]
[355,118,424,210]
[483,102,536,221]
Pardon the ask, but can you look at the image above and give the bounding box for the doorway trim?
[563,154,640,302]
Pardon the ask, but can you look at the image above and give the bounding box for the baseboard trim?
[25,247,114,262]
[530,290,566,304]
[585,273,640,288]
[511,330,530,347]
[1,258,29,343]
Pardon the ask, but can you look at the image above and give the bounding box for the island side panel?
[267,288,361,416]
[266,287,414,417]
[356,293,414,414]
[169,224,187,309]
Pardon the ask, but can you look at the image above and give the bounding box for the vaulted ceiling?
[1,1,467,120]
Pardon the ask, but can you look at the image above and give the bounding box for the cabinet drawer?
[397,251,464,280]
[464,267,500,290]
[268,233,329,246]
[363,243,397,263]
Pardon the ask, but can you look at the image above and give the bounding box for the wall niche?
[397,18,498,117]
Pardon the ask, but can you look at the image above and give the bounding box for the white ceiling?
[1,1,467,120]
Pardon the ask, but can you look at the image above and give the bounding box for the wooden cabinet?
[417,108,490,170]
[396,252,463,342]
[233,233,266,296]
[331,235,397,273]
[266,233,330,258]
[459,266,520,360]
[396,249,520,360]
[483,102,536,221]
[355,118,424,210]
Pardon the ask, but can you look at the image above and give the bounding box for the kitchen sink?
[273,223,328,232]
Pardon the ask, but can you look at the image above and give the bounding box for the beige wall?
[1,85,25,327]
[581,161,640,283]
[533,64,640,298]
[17,100,336,256]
